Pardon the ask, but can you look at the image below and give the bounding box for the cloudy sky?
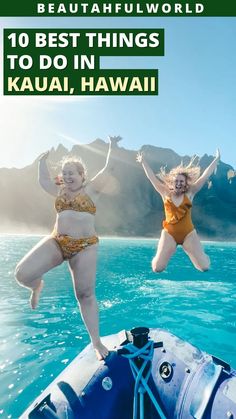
[0,16,235,168]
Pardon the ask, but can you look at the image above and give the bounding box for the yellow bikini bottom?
[52,232,99,260]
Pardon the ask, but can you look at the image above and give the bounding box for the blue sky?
[0,16,235,168]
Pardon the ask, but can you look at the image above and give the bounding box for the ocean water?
[0,235,236,418]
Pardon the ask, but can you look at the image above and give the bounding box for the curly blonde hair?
[60,157,87,182]
[158,156,201,191]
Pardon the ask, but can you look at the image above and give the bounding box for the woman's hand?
[38,151,49,162]
[108,135,122,146]
[136,151,144,164]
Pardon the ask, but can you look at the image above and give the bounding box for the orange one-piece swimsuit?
[162,195,194,245]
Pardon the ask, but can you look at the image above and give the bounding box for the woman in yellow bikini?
[137,149,220,272]
[15,136,121,360]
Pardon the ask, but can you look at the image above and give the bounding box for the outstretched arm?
[89,136,121,192]
[136,152,168,197]
[190,149,220,195]
[38,152,59,196]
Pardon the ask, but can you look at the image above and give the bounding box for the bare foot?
[30,280,44,309]
[93,342,109,361]
[151,257,158,272]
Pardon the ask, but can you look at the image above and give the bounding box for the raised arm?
[136,152,167,197]
[38,152,59,196]
[190,149,220,195]
[89,136,121,192]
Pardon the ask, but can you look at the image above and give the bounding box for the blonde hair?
[158,156,201,191]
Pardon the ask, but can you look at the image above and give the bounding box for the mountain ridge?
[1,140,235,239]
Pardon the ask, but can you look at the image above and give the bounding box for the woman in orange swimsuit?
[15,136,121,360]
[137,149,220,272]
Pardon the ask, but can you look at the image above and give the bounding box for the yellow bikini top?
[55,193,96,214]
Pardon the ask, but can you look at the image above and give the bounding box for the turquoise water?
[0,235,236,418]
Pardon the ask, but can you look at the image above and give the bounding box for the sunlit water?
[0,235,236,418]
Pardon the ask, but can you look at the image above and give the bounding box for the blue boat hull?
[20,328,236,418]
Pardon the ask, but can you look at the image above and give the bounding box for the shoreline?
[0,232,236,244]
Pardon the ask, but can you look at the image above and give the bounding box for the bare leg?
[30,279,44,310]
[68,245,109,361]
[152,229,177,272]
[15,236,64,309]
[182,229,210,272]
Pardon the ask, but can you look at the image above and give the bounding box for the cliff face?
[1,141,236,239]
